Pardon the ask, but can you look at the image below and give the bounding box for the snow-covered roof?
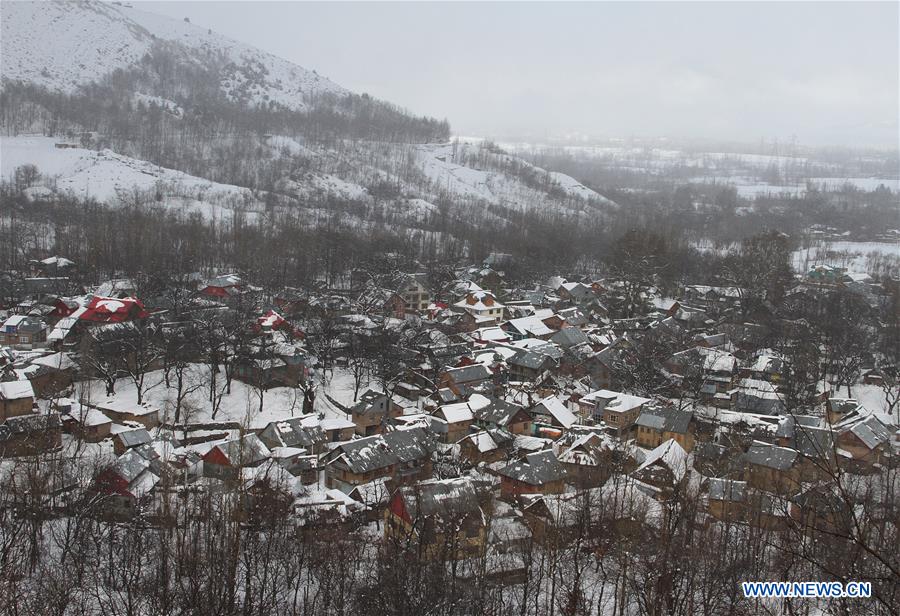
[580,389,650,413]
[531,395,576,428]
[0,380,35,400]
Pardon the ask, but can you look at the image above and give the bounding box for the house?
[835,415,892,465]
[59,401,112,442]
[457,430,510,464]
[472,397,532,435]
[550,326,589,350]
[350,389,403,436]
[21,352,76,397]
[557,432,611,488]
[113,427,152,455]
[200,273,242,300]
[0,413,62,457]
[577,389,651,435]
[0,380,36,421]
[94,278,137,298]
[453,291,505,322]
[731,378,784,415]
[743,441,802,496]
[239,460,305,521]
[741,352,784,383]
[92,449,160,518]
[508,350,557,383]
[269,448,318,484]
[432,401,476,444]
[706,478,747,522]
[789,484,848,533]
[528,395,576,435]
[320,416,357,443]
[825,398,862,425]
[631,439,692,500]
[0,315,47,348]
[635,407,695,451]
[323,427,434,491]
[385,476,488,560]
[202,434,271,481]
[396,273,432,313]
[497,449,567,499]
[348,477,393,521]
[80,296,149,323]
[438,364,494,397]
[258,415,327,454]
[503,314,556,340]
[90,399,160,429]
[556,282,596,306]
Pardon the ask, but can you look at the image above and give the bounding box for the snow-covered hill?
[0,0,346,110]
[1,1,617,233]
[2,136,260,220]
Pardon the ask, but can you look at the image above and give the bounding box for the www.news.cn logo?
[742,581,872,599]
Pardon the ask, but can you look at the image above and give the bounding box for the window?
[20,336,29,344]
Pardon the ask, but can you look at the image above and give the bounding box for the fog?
[144,1,898,148]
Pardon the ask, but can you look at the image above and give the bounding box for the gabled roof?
[397,476,482,522]
[263,416,326,448]
[509,350,553,370]
[458,430,499,453]
[744,441,798,470]
[634,439,691,481]
[498,449,567,485]
[209,434,270,466]
[435,402,475,424]
[550,326,588,348]
[845,415,891,450]
[80,296,148,323]
[558,433,608,466]
[331,427,433,474]
[473,397,526,427]
[530,395,576,429]
[635,407,692,434]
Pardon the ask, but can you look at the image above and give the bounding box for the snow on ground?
[850,384,891,415]
[319,367,375,408]
[415,143,496,202]
[132,92,183,119]
[548,171,614,204]
[265,135,318,159]
[77,364,351,431]
[1,136,258,218]
[414,142,615,211]
[792,240,900,274]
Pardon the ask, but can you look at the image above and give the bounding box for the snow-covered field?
[792,240,900,275]
[503,141,898,196]
[76,364,358,431]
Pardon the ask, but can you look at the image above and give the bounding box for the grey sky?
[142,1,899,147]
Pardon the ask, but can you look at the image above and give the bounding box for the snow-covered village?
[1,1,898,615]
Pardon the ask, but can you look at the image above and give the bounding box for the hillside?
[0,1,617,270]
[1,0,346,110]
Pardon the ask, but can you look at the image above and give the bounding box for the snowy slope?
[0,0,346,110]
[2,136,257,218]
[414,142,617,211]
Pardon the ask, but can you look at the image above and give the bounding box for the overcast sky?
[142,1,899,148]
